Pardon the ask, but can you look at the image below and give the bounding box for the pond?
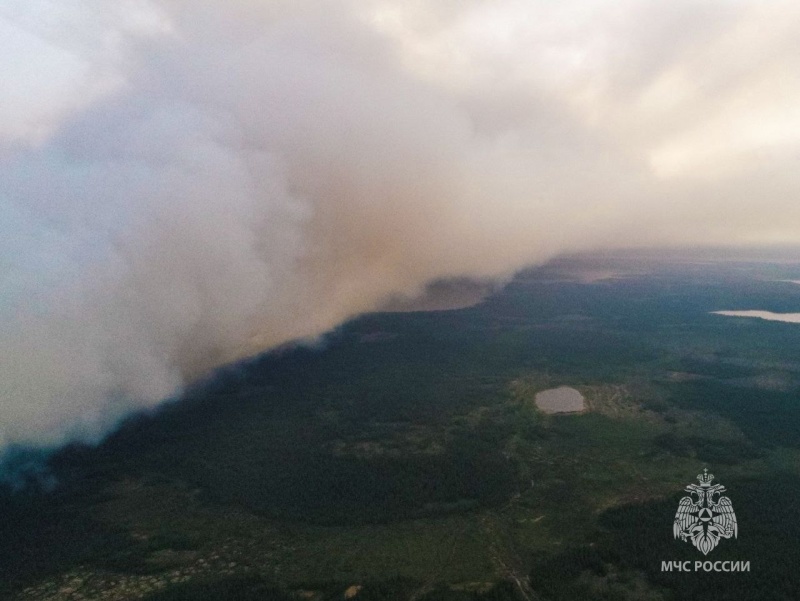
[535,386,585,414]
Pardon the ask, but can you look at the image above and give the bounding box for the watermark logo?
[673,468,738,555]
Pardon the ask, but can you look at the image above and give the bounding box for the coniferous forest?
[3,255,800,600]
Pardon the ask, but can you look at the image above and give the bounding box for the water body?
[712,310,800,324]
[535,386,585,414]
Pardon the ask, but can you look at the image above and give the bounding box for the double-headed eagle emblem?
[673,469,737,555]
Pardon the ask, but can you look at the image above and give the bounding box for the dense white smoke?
[3,0,800,452]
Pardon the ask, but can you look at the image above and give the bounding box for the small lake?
[535,386,585,414]
[712,310,800,324]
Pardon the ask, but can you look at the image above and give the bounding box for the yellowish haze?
[2,0,800,451]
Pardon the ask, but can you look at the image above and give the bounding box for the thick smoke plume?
[3,0,800,452]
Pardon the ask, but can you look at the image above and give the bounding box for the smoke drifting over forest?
[2,0,800,453]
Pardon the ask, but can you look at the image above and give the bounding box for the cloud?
[2,0,800,452]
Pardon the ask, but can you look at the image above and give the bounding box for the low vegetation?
[3,258,800,600]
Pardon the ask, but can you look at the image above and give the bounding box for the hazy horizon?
[3,0,800,454]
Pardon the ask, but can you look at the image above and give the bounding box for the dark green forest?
[3,255,800,600]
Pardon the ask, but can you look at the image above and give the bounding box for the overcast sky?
[2,0,800,454]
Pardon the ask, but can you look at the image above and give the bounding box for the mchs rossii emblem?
[673,469,737,555]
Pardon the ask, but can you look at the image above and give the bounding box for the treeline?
[181,433,522,525]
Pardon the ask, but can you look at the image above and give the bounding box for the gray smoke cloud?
[2,0,800,452]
